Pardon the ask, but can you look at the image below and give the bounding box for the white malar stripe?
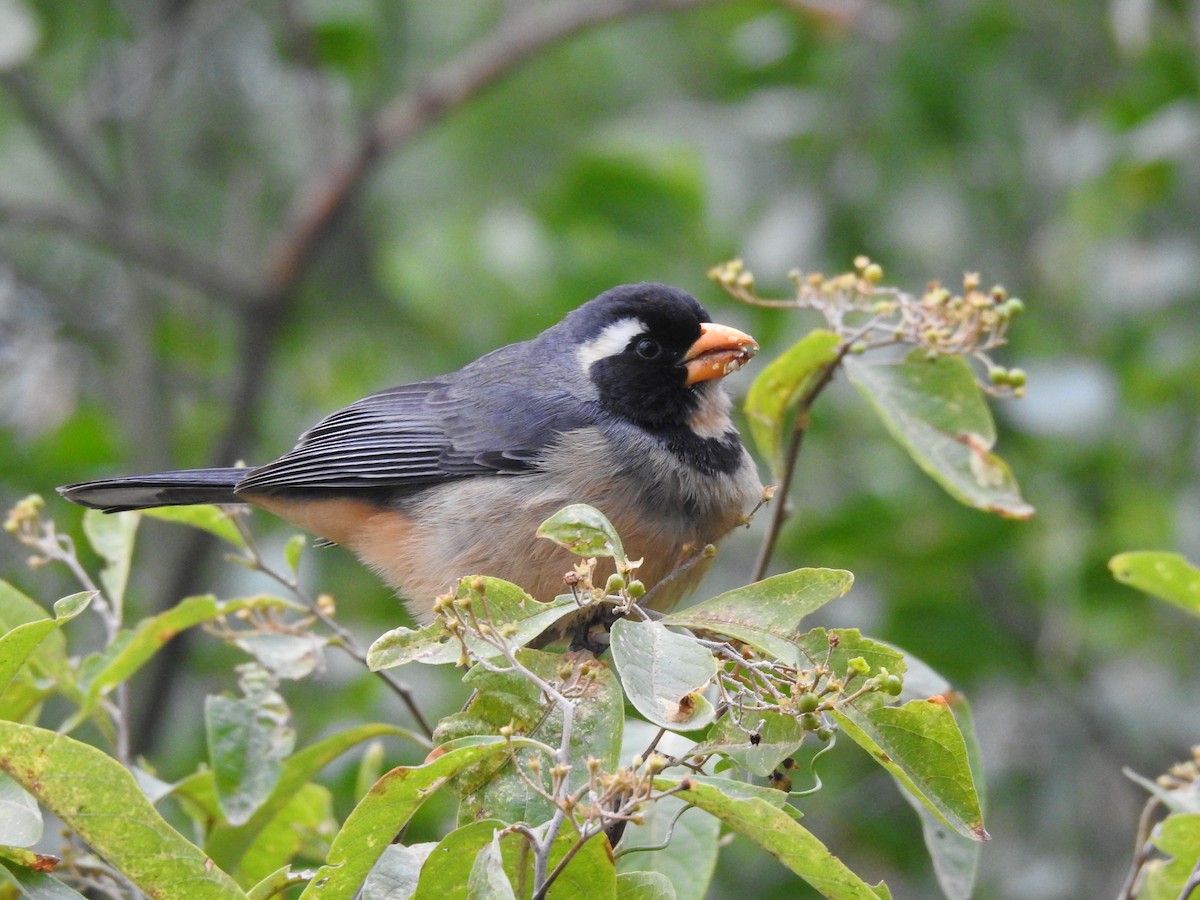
[576,318,647,374]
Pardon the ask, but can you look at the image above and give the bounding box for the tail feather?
[58,468,248,512]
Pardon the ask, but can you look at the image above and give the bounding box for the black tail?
[58,468,248,512]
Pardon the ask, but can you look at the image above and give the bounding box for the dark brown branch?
[751,349,850,582]
[264,0,721,294]
[1117,796,1163,900]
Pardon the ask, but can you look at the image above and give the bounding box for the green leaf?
[246,865,312,900]
[677,773,791,808]
[467,833,516,900]
[235,783,333,887]
[0,721,244,898]
[537,831,617,899]
[296,737,536,899]
[421,826,617,900]
[68,594,291,725]
[616,797,717,900]
[0,581,75,692]
[206,665,295,826]
[888,652,984,900]
[845,350,1034,519]
[796,628,984,844]
[205,722,420,873]
[435,650,622,825]
[615,870,676,900]
[536,503,626,562]
[663,569,854,664]
[0,860,86,899]
[794,629,907,714]
[0,844,59,873]
[907,775,980,899]
[653,775,889,899]
[744,329,842,479]
[1135,813,1200,900]
[833,696,987,842]
[234,632,327,680]
[82,508,138,608]
[0,591,91,703]
[140,504,248,550]
[691,710,806,777]
[368,578,579,669]
[610,619,716,731]
[1109,551,1200,616]
[0,772,41,846]
[354,740,387,801]
[360,843,436,900]
[284,533,307,574]
[413,820,508,900]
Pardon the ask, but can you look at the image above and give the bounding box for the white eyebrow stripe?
[576,318,647,374]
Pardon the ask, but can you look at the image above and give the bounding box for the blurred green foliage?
[2,0,1199,897]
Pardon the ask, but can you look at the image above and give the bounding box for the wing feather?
[237,352,599,495]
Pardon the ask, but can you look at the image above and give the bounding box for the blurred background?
[2,0,1199,896]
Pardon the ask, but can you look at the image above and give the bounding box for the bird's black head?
[564,283,757,430]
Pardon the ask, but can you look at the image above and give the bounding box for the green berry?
[800,712,821,732]
[604,573,625,594]
[1007,367,1027,388]
[797,692,820,713]
[884,674,904,696]
[816,726,834,742]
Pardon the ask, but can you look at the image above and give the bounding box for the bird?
[59,283,763,635]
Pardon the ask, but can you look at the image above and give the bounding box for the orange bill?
[683,322,759,385]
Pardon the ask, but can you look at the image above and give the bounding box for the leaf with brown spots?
[833,698,987,842]
[846,350,1033,520]
[0,721,244,898]
[610,619,716,731]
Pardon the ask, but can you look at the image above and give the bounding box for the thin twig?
[751,349,848,582]
[1182,856,1200,900]
[229,515,435,737]
[640,727,668,760]
[533,827,601,900]
[613,803,693,858]
[9,509,134,764]
[1117,795,1162,900]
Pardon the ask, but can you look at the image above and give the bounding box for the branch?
[0,196,261,305]
[264,0,722,293]
[228,513,436,738]
[751,350,849,582]
[1118,796,1163,900]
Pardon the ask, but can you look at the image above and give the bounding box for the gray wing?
[236,359,598,495]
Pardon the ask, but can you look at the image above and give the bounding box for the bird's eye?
[635,338,661,359]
